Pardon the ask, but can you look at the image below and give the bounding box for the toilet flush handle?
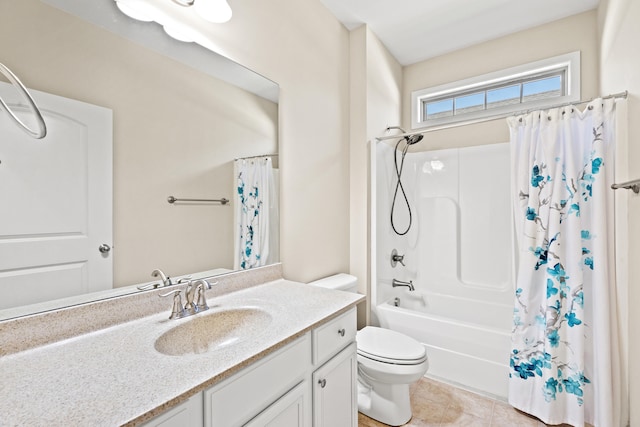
[318,379,327,388]
[338,328,345,337]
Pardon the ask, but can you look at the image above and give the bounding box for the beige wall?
[402,10,599,151]
[0,1,278,286]
[191,0,352,283]
[599,0,640,424]
[349,26,403,325]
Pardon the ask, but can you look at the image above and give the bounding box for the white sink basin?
[154,307,272,356]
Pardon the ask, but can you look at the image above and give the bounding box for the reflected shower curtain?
[233,157,276,270]
[508,98,623,426]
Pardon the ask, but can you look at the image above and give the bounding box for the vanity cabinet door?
[244,381,310,427]
[140,393,203,427]
[312,342,357,427]
[204,334,311,427]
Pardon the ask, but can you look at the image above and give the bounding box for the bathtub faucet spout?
[392,278,414,291]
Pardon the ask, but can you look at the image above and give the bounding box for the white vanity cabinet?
[203,307,358,427]
[143,307,358,427]
[204,333,312,427]
[311,308,358,427]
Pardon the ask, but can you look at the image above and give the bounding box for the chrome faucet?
[392,278,415,291]
[151,269,173,287]
[159,279,216,320]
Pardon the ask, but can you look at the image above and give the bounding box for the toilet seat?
[357,326,427,365]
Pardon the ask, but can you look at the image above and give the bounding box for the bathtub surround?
[508,98,625,426]
[373,142,513,398]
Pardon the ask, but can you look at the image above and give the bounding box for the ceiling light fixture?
[115,0,155,22]
[192,0,232,24]
[115,0,232,42]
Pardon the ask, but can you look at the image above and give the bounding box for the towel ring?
[0,62,47,139]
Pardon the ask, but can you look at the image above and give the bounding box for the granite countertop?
[0,279,363,426]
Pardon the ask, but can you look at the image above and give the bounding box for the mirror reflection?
[0,0,279,320]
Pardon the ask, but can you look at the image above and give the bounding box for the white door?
[0,82,112,310]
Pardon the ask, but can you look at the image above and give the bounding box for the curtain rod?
[235,153,278,160]
[375,90,629,142]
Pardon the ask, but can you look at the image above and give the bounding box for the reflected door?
[0,83,112,310]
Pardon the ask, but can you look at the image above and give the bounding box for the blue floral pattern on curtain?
[508,98,621,427]
[235,158,274,270]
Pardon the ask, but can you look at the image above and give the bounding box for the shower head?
[405,134,424,145]
[386,126,424,145]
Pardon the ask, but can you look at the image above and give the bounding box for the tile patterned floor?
[358,377,578,427]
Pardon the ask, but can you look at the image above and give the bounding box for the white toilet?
[308,274,429,426]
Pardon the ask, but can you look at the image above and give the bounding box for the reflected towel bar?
[167,196,229,205]
[611,179,640,194]
[235,153,278,161]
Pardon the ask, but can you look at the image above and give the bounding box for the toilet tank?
[308,273,358,293]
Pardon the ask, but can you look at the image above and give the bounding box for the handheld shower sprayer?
[386,126,424,145]
[386,126,424,235]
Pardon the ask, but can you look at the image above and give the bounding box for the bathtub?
[376,291,512,399]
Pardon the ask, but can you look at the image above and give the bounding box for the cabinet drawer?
[312,308,356,366]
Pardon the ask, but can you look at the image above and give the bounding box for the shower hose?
[390,138,412,235]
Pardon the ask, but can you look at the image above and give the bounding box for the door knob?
[98,244,111,254]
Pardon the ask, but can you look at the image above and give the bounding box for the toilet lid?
[356,326,426,364]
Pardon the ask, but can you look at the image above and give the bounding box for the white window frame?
[411,51,581,130]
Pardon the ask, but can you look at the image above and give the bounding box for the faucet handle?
[159,289,186,320]
[137,282,161,291]
[391,249,406,267]
[194,279,216,311]
[183,282,198,316]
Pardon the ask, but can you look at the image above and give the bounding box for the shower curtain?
[233,157,276,270]
[508,98,624,427]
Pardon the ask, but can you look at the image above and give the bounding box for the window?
[411,52,580,130]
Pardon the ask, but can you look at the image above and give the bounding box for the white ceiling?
[319,0,600,65]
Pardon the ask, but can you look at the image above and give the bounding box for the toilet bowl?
[357,326,428,425]
[308,274,429,426]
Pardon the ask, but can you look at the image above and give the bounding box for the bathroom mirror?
[0,0,279,320]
